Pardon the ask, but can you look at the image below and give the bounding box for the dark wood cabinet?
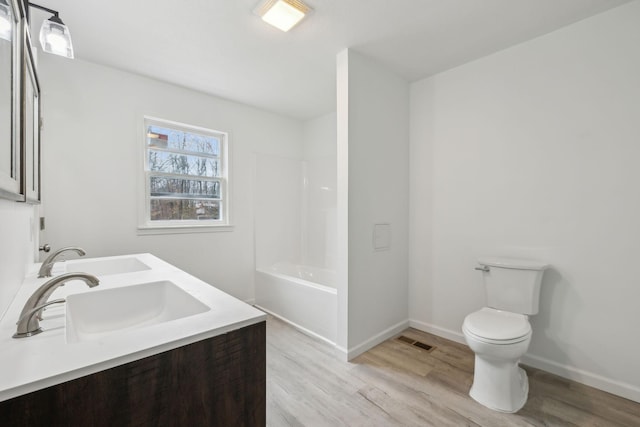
[0,321,266,426]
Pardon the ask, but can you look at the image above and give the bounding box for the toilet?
[462,257,549,413]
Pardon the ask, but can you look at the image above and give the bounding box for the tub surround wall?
[38,56,303,302]
[302,112,337,270]
[254,154,304,270]
[409,2,640,401]
[336,49,410,359]
[254,114,338,342]
[255,112,337,271]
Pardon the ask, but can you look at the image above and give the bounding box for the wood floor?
[266,316,640,426]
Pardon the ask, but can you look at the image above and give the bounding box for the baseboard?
[409,319,466,344]
[409,318,640,404]
[343,319,410,361]
[244,298,256,306]
[253,304,336,347]
[521,353,640,403]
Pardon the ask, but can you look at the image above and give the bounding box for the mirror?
[0,0,22,201]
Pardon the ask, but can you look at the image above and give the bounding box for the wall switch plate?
[373,223,391,251]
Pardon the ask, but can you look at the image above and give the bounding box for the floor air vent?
[397,335,435,352]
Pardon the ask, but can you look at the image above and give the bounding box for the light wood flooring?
[266,316,640,426]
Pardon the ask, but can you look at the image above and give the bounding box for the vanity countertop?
[0,253,266,402]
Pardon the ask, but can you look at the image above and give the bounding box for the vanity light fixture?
[0,0,11,41]
[255,0,312,32]
[29,2,74,58]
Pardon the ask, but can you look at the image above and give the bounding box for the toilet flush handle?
[474,266,490,272]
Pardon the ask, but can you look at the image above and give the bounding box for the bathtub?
[255,262,337,344]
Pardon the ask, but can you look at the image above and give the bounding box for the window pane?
[147,125,220,156]
[150,176,220,198]
[150,199,220,221]
[148,149,220,177]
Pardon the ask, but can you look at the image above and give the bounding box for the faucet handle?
[13,299,66,339]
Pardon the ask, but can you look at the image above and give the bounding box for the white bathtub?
[255,263,337,344]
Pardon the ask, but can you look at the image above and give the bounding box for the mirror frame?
[21,23,40,204]
[0,0,24,201]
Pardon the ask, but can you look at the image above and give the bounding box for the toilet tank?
[477,257,549,315]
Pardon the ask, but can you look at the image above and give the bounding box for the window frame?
[138,116,232,235]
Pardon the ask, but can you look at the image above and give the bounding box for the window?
[139,117,230,233]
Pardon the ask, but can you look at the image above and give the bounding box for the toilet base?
[469,356,529,413]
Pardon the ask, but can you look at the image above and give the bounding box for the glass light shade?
[259,0,309,32]
[0,1,11,42]
[39,16,74,58]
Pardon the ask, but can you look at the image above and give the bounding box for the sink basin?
[65,257,151,276]
[65,281,210,343]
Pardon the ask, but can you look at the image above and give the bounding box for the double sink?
[0,252,265,402]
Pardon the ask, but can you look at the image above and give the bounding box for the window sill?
[137,224,234,235]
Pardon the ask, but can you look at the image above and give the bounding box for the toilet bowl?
[463,307,532,413]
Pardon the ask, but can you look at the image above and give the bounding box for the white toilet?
[462,257,549,413]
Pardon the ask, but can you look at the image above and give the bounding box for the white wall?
[38,56,303,302]
[0,201,38,318]
[409,1,640,401]
[337,49,410,358]
[302,112,337,269]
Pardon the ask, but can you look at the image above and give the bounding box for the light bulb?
[46,30,68,55]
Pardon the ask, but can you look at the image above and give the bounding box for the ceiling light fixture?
[29,2,74,58]
[255,0,311,32]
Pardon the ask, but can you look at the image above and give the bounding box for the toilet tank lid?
[478,257,549,270]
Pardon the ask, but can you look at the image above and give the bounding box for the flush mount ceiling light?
[255,0,312,32]
[29,2,74,58]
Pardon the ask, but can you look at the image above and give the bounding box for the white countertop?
[0,253,266,402]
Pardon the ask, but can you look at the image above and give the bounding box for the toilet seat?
[463,307,531,344]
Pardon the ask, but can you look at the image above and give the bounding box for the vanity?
[0,253,266,426]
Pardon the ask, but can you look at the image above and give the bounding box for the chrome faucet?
[38,246,86,278]
[13,272,100,338]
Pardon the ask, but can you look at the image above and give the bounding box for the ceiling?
[29,0,631,120]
